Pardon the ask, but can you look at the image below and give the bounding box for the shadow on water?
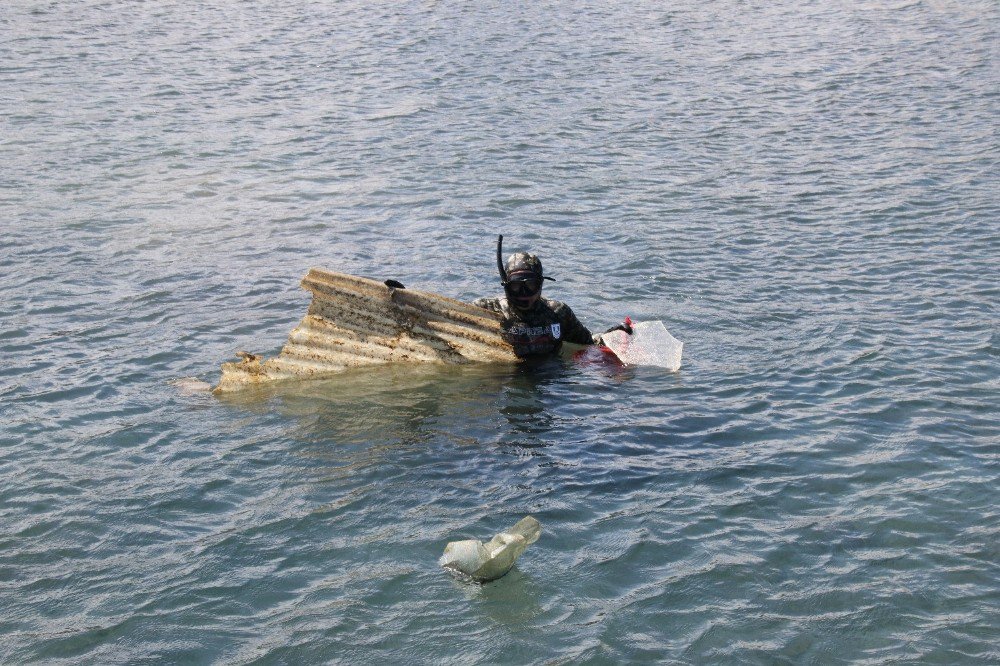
[497,348,635,449]
[209,349,631,470]
[211,357,595,444]
[214,363,511,435]
[497,356,567,443]
[450,567,545,626]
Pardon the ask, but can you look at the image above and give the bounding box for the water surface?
[1,1,998,663]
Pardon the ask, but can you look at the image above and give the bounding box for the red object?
[624,316,633,327]
[573,344,624,366]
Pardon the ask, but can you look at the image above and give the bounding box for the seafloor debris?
[169,377,214,394]
[214,268,518,392]
[439,516,541,582]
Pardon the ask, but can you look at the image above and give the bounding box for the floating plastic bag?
[439,516,541,582]
[601,320,683,371]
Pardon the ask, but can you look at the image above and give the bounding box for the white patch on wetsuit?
[508,325,549,337]
[551,323,561,339]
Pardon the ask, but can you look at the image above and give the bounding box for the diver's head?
[504,252,547,311]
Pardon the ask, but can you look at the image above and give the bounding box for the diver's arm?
[556,303,595,345]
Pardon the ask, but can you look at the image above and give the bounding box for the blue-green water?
[2,1,998,663]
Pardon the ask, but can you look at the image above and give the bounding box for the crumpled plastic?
[601,320,683,371]
[439,516,541,582]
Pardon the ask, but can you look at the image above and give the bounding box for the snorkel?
[496,234,508,286]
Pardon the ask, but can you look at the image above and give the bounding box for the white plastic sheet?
[601,320,683,371]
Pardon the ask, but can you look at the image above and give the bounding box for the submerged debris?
[214,269,517,393]
[170,377,213,394]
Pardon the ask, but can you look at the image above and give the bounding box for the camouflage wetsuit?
[473,295,594,357]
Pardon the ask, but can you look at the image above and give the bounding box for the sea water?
[1,1,997,663]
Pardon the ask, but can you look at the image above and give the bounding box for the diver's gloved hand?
[594,318,633,345]
[603,321,633,335]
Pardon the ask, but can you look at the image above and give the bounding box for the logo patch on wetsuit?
[551,323,561,339]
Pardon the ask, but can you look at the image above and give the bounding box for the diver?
[473,236,630,357]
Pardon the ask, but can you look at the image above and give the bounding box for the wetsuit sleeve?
[556,303,594,345]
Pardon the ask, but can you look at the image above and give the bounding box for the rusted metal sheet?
[214,268,517,392]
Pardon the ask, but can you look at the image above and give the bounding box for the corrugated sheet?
[214,268,517,392]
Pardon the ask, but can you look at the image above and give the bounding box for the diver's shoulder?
[541,297,571,313]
